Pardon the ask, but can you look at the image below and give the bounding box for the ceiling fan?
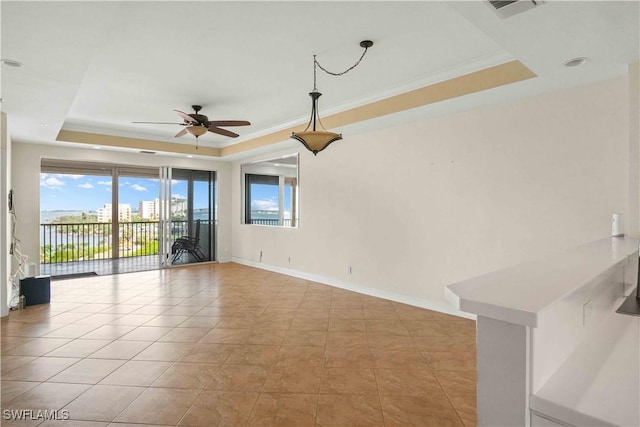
[133,105,250,148]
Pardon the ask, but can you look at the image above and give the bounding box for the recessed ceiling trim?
[221,60,536,157]
[56,130,221,157]
[55,60,535,159]
[217,51,514,150]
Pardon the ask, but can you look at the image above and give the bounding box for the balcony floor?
[41,253,205,278]
[41,255,161,278]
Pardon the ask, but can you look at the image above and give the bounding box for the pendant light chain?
[313,55,318,91]
[314,46,371,79]
[292,40,373,155]
[311,45,370,130]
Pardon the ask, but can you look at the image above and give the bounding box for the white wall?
[231,77,630,314]
[11,143,233,274]
[630,63,640,237]
[1,113,11,316]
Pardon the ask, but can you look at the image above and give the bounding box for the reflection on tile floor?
[1,263,477,426]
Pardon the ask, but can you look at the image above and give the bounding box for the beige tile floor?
[1,263,477,427]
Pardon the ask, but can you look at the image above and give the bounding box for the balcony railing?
[248,219,292,227]
[40,220,199,264]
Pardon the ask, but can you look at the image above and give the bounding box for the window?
[242,154,298,227]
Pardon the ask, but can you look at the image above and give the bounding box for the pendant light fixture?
[291,40,373,155]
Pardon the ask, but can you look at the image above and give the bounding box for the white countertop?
[445,237,640,327]
[530,313,640,426]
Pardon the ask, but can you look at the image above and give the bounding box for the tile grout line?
[61,321,177,424]
[174,365,214,427]
[371,350,388,427]
[3,265,477,426]
[423,331,469,427]
[92,297,195,425]
[303,284,326,427]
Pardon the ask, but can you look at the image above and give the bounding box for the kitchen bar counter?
[446,237,640,426]
[445,237,640,327]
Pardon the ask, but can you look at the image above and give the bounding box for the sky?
[41,172,292,215]
[249,183,292,217]
[40,173,189,211]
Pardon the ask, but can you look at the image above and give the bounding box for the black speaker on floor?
[20,276,51,306]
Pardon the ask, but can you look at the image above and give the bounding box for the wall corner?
[1,112,12,317]
[629,63,640,238]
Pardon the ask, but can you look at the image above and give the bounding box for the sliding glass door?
[40,160,217,276]
[159,167,216,266]
[40,160,163,276]
[191,170,216,262]
[115,167,160,262]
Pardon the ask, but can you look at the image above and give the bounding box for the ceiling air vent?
[140,150,156,155]
[488,0,544,19]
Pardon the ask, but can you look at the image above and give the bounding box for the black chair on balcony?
[171,219,204,263]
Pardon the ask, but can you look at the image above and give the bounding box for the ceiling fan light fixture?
[186,125,207,137]
[132,105,250,149]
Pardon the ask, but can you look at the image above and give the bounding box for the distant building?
[139,198,159,220]
[97,203,132,222]
[134,197,185,220]
[171,196,187,218]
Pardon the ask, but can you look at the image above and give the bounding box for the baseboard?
[217,257,232,263]
[231,257,476,320]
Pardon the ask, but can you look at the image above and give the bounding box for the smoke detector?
[564,57,590,68]
[487,1,544,19]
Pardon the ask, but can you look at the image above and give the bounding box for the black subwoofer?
[19,276,51,306]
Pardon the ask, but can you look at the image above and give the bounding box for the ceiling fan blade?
[174,128,188,138]
[133,121,185,125]
[208,126,239,138]
[209,120,251,127]
[174,110,198,124]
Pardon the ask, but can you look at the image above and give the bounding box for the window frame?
[241,154,299,228]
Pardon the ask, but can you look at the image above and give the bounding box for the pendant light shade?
[291,91,342,155]
[291,41,373,156]
[291,131,342,155]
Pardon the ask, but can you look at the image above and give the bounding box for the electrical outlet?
[288,257,291,263]
[259,251,263,263]
[348,266,352,275]
[583,300,594,326]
